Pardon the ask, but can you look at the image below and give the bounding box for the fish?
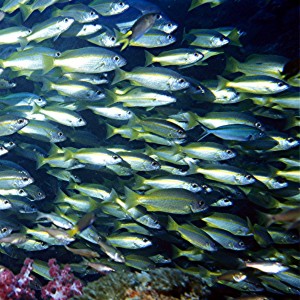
[124,187,207,214]
[118,13,162,50]
[112,66,190,91]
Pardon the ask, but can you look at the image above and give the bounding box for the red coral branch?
[41,258,83,300]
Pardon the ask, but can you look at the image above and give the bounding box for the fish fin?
[114,29,131,51]
[188,0,200,11]
[111,67,127,85]
[41,78,52,92]
[19,4,32,21]
[227,28,243,47]
[67,226,78,237]
[104,89,118,106]
[48,144,63,156]
[42,55,55,74]
[171,245,181,259]
[216,75,229,90]
[132,174,146,190]
[35,154,46,170]
[144,50,154,66]
[19,37,28,50]
[224,56,240,75]
[197,124,211,141]
[124,186,139,209]
[53,188,68,204]
[106,123,117,139]
[210,1,222,8]
[63,148,74,161]
[129,129,139,141]
[166,216,178,231]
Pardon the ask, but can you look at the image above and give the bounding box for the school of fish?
[0,0,299,298]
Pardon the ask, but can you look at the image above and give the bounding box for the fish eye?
[30,204,35,208]
[151,161,158,166]
[64,18,69,22]
[178,78,186,84]
[96,90,102,95]
[291,234,298,240]
[27,29,32,34]
[4,200,9,204]
[78,118,83,123]
[245,174,252,180]
[287,137,295,143]
[0,147,4,151]
[37,97,43,102]
[239,241,244,246]
[277,177,286,184]
[191,183,198,188]
[155,14,162,20]
[17,118,24,124]
[38,192,43,196]
[177,129,183,134]
[58,132,63,137]
[277,81,285,87]
[119,1,125,6]
[259,132,264,137]
[22,177,29,182]
[194,52,200,57]
[127,111,132,115]
[55,52,61,57]
[112,155,119,160]
[1,227,7,233]
[224,199,231,203]
[113,56,120,61]
[111,36,116,42]
[198,200,204,206]
[255,122,262,128]
[226,149,232,154]
[19,189,25,194]
[90,11,96,15]
[40,241,46,246]
[167,34,172,40]
[142,238,149,243]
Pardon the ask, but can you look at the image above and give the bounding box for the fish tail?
[197,125,210,141]
[19,4,33,21]
[217,75,229,90]
[224,56,240,75]
[42,55,55,74]
[106,123,117,139]
[67,226,78,237]
[144,50,154,66]
[166,216,179,231]
[132,174,146,190]
[111,67,127,85]
[124,186,139,209]
[104,89,117,105]
[35,154,46,169]
[227,28,243,47]
[42,78,52,92]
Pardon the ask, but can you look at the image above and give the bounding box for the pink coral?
[0,258,36,300]
[41,258,83,300]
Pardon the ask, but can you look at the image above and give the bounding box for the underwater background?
[0,0,299,299]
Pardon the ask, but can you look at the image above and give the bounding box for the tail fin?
[41,78,52,92]
[123,186,140,209]
[111,67,127,85]
[35,154,46,169]
[115,29,132,51]
[197,124,211,141]
[132,174,147,190]
[217,75,230,90]
[144,50,154,67]
[19,4,33,21]
[42,55,55,74]
[106,123,117,139]
[227,28,243,47]
[166,216,179,231]
[104,89,118,106]
[224,56,240,75]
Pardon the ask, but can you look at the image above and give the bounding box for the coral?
[74,268,209,300]
[41,258,83,300]
[0,258,36,300]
